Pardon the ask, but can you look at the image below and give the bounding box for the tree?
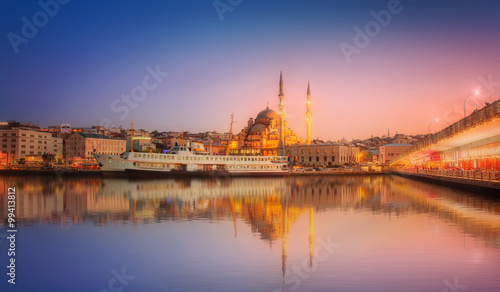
[150,130,159,137]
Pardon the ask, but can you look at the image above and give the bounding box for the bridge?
[391,99,500,189]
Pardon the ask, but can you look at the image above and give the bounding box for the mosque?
[229,71,311,156]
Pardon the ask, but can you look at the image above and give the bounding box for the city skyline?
[2,0,500,140]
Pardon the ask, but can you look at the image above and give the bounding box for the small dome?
[251,124,267,132]
[256,108,278,120]
[269,130,279,135]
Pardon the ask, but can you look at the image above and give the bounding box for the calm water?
[1,174,500,292]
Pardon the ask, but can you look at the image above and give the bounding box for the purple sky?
[1,0,500,140]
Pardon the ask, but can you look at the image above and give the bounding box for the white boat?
[93,142,289,177]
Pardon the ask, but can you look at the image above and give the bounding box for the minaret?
[278,71,285,155]
[306,82,312,145]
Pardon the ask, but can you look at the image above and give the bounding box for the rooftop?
[77,133,118,140]
[382,143,413,147]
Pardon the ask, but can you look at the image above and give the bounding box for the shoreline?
[2,168,500,191]
[391,170,500,191]
[0,168,387,178]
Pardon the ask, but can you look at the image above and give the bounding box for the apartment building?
[65,132,126,161]
[0,121,63,164]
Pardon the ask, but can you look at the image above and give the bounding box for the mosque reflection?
[1,175,500,248]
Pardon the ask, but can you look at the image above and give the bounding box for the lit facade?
[0,121,63,164]
[65,132,126,161]
[230,72,304,156]
[380,143,413,164]
[288,143,360,167]
[126,132,156,152]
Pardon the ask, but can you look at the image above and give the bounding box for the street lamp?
[428,118,438,134]
[464,90,479,118]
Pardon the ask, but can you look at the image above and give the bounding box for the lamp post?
[428,118,438,135]
[464,90,479,118]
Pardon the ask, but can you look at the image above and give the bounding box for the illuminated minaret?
[306,82,312,145]
[278,71,285,155]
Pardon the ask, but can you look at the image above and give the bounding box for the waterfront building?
[287,143,360,167]
[0,121,63,165]
[367,149,380,163]
[126,132,156,152]
[65,132,126,163]
[379,143,413,164]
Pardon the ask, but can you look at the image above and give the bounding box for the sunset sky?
[2,0,500,140]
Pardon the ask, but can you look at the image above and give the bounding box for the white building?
[379,143,413,164]
[0,121,63,165]
[288,143,360,167]
[65,132,126,162]
[126,132,156,152]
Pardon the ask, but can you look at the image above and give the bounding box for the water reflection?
[2,175,499,246]
[1,175,500,291]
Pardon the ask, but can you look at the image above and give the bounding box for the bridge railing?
[392,99,500,165]
[393,168,500,183]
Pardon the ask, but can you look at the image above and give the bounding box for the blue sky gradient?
[2,0,500,139]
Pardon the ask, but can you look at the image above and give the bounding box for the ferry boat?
[93,142,289,177]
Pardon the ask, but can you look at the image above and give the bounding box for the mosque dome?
[256,107,278,120]
[251,124,267,132]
